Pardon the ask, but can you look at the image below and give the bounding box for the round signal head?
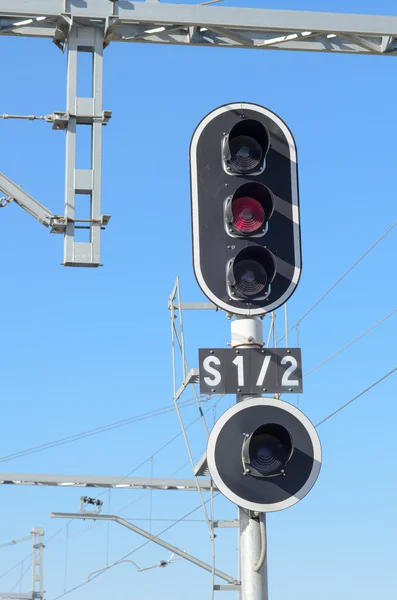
[206,397,322,513]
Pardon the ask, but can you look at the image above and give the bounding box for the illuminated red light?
[232,197,265,233]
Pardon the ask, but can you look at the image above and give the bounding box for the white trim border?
[190,102,301,316]
[206,397,322,513]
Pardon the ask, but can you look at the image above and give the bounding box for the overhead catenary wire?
[92,393,226,503]
[278,219,397,344]
[42,395,224,551]
[114,453,204,514]
[0,395,216,464]
[45,453,206,555]
[6,314,393,587]
[40,409,218,557]
[0,554,31,580]
[0,534,31,549]
[63,524,69,593]
[44,370,395,593]
[303,308,396,378]
[315,367,397,428]
[10,561,31,593]
[50,493,220,600]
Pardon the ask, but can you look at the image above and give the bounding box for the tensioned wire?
[278,219,396,344]
[0,395,217,464]
[3,317,394,584]
[2,306,394,467]
[50,493,221,600]
[32,393,227,558]
[48,366,396,600]
[3,222,395,590]
[3,306,394,566]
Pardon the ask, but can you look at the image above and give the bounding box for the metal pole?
[239,511,267,600]
[231,317,268,600]
[31,528,45,600]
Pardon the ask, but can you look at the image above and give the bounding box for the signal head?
[207,397,322,513]
[190,102,301,316]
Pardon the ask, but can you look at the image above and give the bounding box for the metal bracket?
[104,16,119,48]
[213,520,239,528]
[174,368,200,402]
[80,495,103,514]
[50,110,112,130]
[49,214,111,234]
[53,14,73,52]
[213,585,241,591]
[194,453,210,476]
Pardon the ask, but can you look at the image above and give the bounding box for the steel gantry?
[0,1,396,266]
[0,2,396,55]
[0,528,45,600]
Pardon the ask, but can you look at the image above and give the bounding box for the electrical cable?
[115,452,204,514]
[252,518,266,572]
[46,370,395,596]
[44,454,204,559]
[63,523,69,593]
[44,449,207,558]
[315,367,397,428]
[92,393,226,503]
[106,490,111,566]
[46,524,72,545]
[0,535,30,549]
[10,561,31,592]
[16,395,224,580]
[303,308,396,378]
[0,554,30,580]
[50,493,220,600]
[278,220,396,344]
[0,395,214,464]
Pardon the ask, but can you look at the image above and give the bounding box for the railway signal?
[190,102,301,316]
[206,397,321,512]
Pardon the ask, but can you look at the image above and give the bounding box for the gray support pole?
[31,528,44,600]
[232,317,268,600]
[239,511,268,600]
[64,24,104,267]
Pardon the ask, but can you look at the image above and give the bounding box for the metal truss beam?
[0,472,213,491]
[51,512,238,586]
[0,2,396,56]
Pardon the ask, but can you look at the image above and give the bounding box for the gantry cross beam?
[0,1,396,56]
[0,472,213,491]
[0,1,395,268]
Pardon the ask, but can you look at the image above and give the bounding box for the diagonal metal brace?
[0,172,53,227]
[51,512,239,585]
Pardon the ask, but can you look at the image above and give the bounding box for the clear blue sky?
[0,1,396,599]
